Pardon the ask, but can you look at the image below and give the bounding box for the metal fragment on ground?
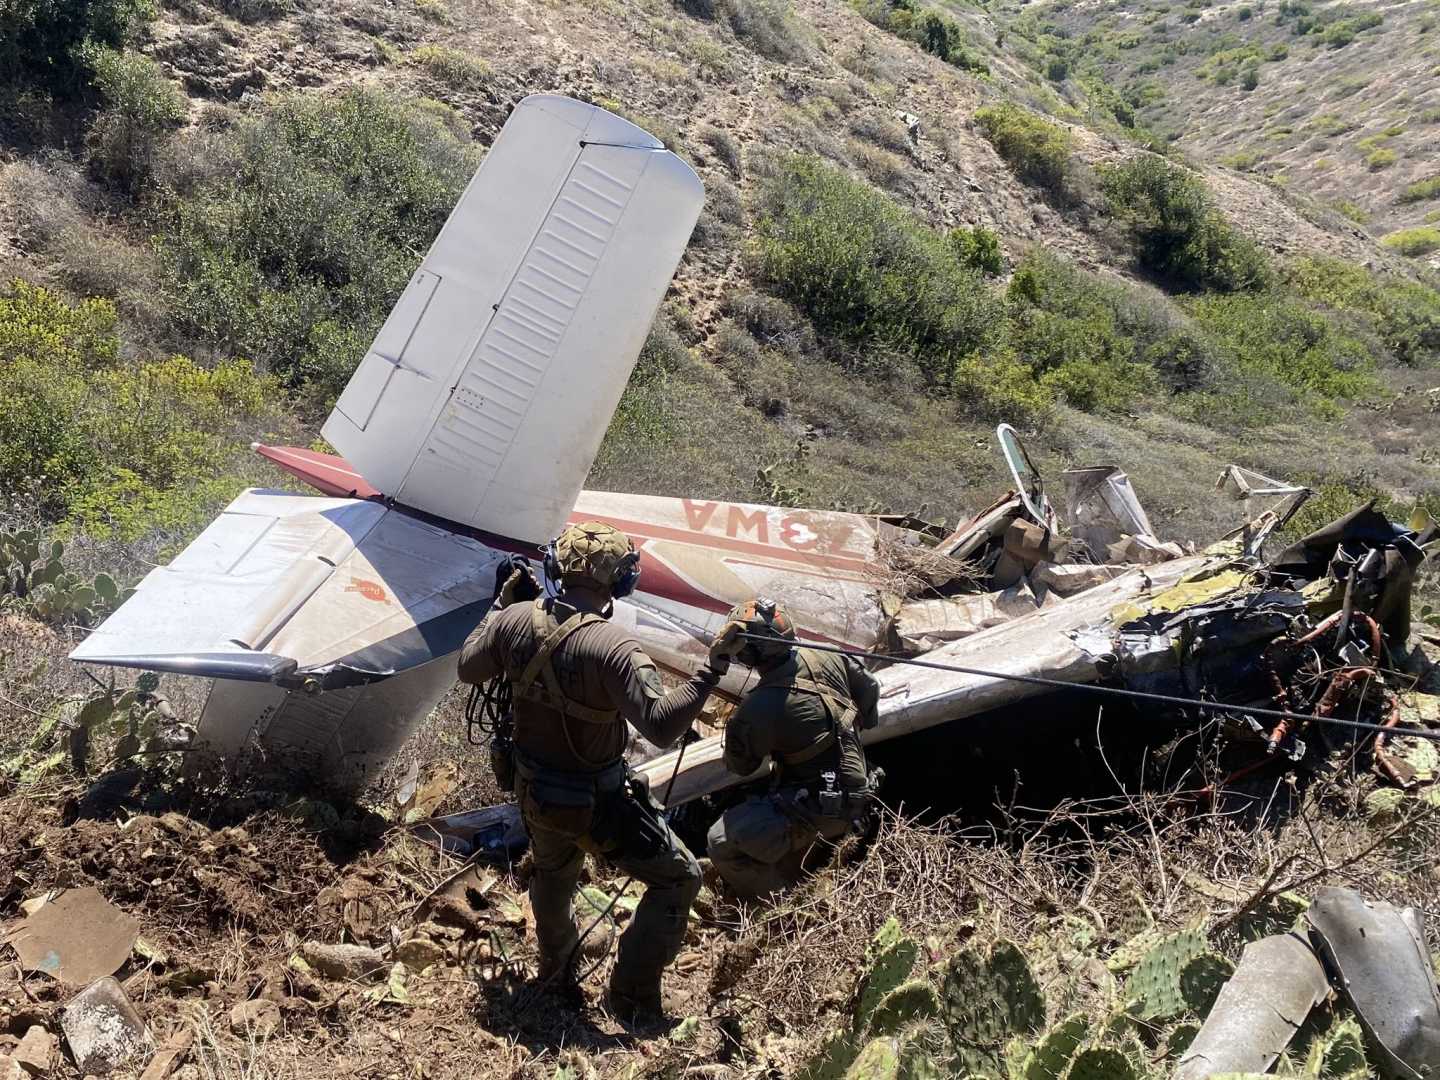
[408,803,527,859]
[5,887,139,984]
[1308,887,1440,1079]
[1173,932,1329,1080]
[61,976,154,1076]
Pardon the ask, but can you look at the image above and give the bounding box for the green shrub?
[82,44,185,195]
[974,102,1074,196]
[1400,175,1440,203]
[1287,256,1440,366]
[0,0,153,94]
[215,0,289,22]
[1321,11,1382,47]
[154,89,479,400]
[408,45,491,91]
[1006,251,1160,410]
[1188,289,1376,403]
[1366,147,1397,170]
[1380,227,1440,256]
[755,155,1007,393]
[1333,200,1369,223]
[0,280,284,538]
[948,225,1003,276]
[856,0,988,73]
[1101,154,1271,292]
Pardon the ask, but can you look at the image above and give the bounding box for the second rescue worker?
[704,598,882,900]
[457,521,726,1025]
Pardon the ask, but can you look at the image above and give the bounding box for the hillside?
[3,0,1439,547]
[3,0,1440,1077]
[988,0,1440,250]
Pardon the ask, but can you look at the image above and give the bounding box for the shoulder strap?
[760,652,859,767]
[512,600,614,725]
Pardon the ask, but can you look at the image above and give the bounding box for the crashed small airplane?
[69,96,1439,805]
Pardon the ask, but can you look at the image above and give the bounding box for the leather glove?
[706,620,747,675]
[495,561,541,608]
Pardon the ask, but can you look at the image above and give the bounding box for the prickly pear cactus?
[797,1032,858,1080]
[855,919,920,1034]
[1179,952,1233,1017]
[897,1032,943,1080]
[1123,927,1208,1021]
[1064,1046,1141,1080]
[1018,1014,1089,1080]
[844,1037,900,1080]
[1304,1016,1369,1078]
[940,940,1045,1077]
[868,981,940,1036]
[1161,1021,1201,1061]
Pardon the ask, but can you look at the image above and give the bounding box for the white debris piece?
[61,977,153,1076]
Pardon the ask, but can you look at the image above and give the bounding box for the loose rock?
[12,1026,55,1076]
[299,941,387,981]
[228,999,281,1040]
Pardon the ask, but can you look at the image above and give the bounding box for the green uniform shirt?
[722,647,877,792]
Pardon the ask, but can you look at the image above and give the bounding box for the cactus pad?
[797,1033,859,1080]
[1019,1014,1089,1080]
[1304,1016,1368,1078]
[940,940,1046,1076]
[1178,952,1233,1017]
[844,1038,900,1080]
[1064,1047,1140,1080]
[868,981,940,1036]
[856,937,920,1033]
[1123,927,1208,1020]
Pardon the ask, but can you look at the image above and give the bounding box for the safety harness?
[755,651,858,764]
[512,599,622,768]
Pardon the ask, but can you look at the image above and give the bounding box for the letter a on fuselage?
[322,95,704,544]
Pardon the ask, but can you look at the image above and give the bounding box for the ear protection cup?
[611,550,642,598]
[542,540,563,591]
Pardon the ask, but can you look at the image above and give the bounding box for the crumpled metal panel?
[1308,887,1440,1080]
[1174,933,1329,1080]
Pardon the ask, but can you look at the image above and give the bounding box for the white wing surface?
[70,490,501,684]
[321,95,704,543]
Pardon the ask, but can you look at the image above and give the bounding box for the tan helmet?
[725,596,796,664]
[543,520,642,597]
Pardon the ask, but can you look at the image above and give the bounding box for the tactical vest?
[511,599,621,769]
[756,651,861,775]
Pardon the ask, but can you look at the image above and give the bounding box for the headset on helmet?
[726,596,796,666]
[542,520,642,599]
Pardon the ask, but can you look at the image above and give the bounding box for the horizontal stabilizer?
[71,490,502,682]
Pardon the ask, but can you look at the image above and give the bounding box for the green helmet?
[725,597,796,664]
[543,520,642,597]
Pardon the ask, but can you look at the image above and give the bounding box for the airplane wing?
[70,489,501,687]
[321,94,704,544]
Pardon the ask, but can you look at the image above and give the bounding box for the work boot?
[536,934,580,987]
[606,972,666,1029]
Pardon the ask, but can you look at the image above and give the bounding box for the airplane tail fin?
[322,95,704,544]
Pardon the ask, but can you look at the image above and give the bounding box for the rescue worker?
[704,598,881,900]
[457,521,725,1024]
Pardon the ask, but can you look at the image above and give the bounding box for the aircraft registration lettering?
[682,500,719,532]
[779,515,819,550]
[726,506,768,543]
